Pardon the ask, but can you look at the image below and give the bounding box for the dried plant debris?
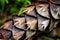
[38,15,50,31]
[36,4,50,18]
[50,0,60,4]
[26,16,37,30]
[13,17,26,30]
[50,4,60,19]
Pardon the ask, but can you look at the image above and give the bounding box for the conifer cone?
[0,0,60,40]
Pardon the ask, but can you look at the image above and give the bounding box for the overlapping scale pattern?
[0,0,60,40]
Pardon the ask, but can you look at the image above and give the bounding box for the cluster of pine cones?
[0,0,60,40]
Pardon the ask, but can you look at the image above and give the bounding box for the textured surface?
[0,0,60,40]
